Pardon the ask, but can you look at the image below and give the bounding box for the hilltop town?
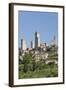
[19,32,58,78]
[19,32,58,64]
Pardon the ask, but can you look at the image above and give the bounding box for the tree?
[23,53,33,72]
[32,60,36,71]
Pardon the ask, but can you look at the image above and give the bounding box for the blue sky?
[18,11,58,48]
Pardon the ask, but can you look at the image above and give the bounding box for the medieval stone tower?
[35,32,40,48]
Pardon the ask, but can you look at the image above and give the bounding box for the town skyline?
[18,11,58,48]
[20,31,57,50]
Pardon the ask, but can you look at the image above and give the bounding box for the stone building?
[31,40,34,48]
[35,32,40,48]
[21,39,26,51]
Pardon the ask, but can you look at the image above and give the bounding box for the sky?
[18,11,58,48]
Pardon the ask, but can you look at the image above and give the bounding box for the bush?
[19,64,24,72]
